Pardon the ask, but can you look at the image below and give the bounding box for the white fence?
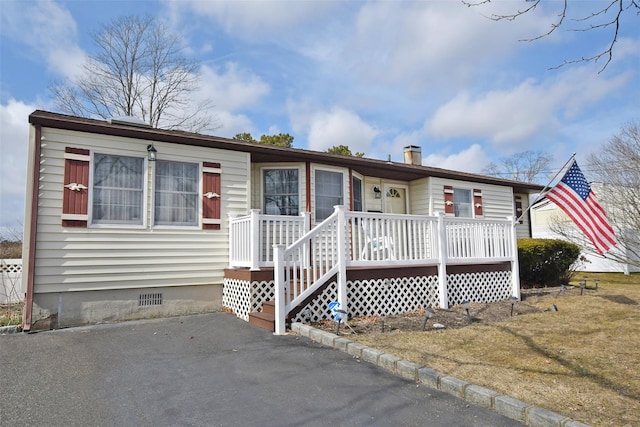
[1,259,23,304]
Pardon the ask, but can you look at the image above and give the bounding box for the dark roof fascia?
[29,110,544,193]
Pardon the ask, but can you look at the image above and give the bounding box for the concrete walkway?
[0,312,525,427]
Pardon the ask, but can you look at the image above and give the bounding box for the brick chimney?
[403,145,422,166]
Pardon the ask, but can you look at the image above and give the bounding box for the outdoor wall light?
[422,307,436,331]
[462,300,471,322]
[147,144,157,161]
[373,186,381,199]
[509,296,519,316]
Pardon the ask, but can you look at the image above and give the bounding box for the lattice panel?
[290,282,338,323]
[447,270,512,306]
[348,276,439,317]
[291,275,440,323]
[250,280,275,313]
[222,278,253,321]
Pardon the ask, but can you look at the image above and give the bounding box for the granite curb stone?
[440,376,469,399]
[291,322,592,427]
[0,325,21,334]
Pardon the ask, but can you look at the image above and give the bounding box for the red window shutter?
[515,196,524,224]
[443,185,454,215]
[62,148,90,227]
[473,189,483,217]
[202,162,221,230]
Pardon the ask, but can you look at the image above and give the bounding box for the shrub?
[518,239,581,288]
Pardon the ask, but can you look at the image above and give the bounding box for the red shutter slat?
[473,189,483,217]
[62,148,90,227]
[444,185,454,215]
[202,162,221,230]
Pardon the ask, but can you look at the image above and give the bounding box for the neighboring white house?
[530,197,639,274]
[22,111,544,331]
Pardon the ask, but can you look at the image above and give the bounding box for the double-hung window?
[154,160,199,226]
[315,170,343,221]
[263,169,299,215]
[92,154,145,225]
[453,188,472,218]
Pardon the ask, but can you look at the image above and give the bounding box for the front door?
[384,186,407,214]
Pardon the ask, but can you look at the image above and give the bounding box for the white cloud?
[208,111,255,139]
[170,1,338,42]
[426,65,632,149]
[0,100,34,230]
[423,144,490,174]
[0,0,85,80]
[306,107,378,154]
[338,2,545,89]
[198,63,270,112]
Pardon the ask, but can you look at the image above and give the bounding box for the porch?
[224,207,520,334]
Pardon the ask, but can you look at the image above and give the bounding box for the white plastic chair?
[360,221,396,261]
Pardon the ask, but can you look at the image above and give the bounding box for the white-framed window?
[315,169,344,221]
[352,175,363,212]
[263,168,299,215]
[454,188,472,218]
[91,153,145,225]
[154,160,199,226]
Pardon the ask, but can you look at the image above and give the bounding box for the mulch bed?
[311,285,588,335]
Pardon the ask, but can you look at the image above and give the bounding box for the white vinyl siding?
[514,193,532,239]
[31,127,249,294]
[430,177,515,219]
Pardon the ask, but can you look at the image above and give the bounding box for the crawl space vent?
[138,293,163,307]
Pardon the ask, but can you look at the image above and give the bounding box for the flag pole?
[514,152,576,225]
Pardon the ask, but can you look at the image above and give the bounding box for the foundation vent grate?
[138,293,163,307]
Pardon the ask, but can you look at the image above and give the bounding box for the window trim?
[88,151,148,229]
[260,166,302,216]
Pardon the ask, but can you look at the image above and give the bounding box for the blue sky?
[1,0,639,234]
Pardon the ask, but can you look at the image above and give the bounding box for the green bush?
[518,239,581,288]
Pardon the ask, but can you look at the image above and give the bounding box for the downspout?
[305,162,311,215]
[23,124,42,331]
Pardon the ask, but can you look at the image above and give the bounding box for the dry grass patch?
[0,302,23,327]
[348,273,640,427]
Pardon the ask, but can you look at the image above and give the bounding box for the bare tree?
[550,120,640,268]
[50,15,218,132]
[464,0,640,72]
[483,150,552,183]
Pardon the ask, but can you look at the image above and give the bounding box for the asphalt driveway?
[0,312,523,426]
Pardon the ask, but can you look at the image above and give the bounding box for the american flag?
[545,161,616,255]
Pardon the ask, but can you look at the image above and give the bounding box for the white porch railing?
[228,207,520,334]
[229,210,310,270]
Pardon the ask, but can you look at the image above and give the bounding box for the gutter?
[22,124,42,331]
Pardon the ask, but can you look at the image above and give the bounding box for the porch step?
[248,301,276,332]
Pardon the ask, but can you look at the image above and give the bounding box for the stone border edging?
[0,325,22,335]
[291,322,591,427]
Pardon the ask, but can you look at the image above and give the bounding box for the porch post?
[335,206,348,310]
[228,213,236,268]
[274,244,286,335]
[508,216,521,300]
[436,212,449,309]
[249,209,260,271]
